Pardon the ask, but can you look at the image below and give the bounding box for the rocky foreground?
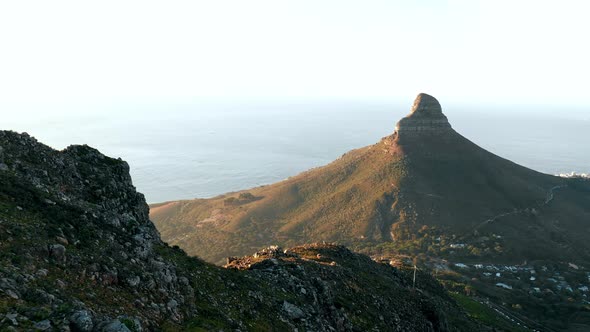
[0,130,481,331]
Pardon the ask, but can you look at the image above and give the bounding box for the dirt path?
[472,184,567,232]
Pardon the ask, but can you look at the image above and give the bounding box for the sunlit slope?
[151,141,408,263]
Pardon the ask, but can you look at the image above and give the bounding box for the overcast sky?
[1,0,589,118]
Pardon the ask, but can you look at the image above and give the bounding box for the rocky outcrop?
[225,243,474,331]
[394,93,453,136]
[0,131,196,330]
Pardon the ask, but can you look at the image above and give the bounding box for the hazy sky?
[1,0,589,118]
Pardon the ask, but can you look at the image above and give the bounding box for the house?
[496,283,513,290]
[568,263,580,270]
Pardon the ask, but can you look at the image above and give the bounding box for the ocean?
[4,101,589,203]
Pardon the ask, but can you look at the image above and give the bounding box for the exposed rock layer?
[395,93,453,136]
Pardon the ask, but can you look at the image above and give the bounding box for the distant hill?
[151,93,590,266]
[151,94,590,330]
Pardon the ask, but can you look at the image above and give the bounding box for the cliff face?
[0,131,478,331]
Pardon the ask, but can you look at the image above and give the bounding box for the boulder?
[282,301,305,320]
[95,319,131,332]
[69,310,93,332]
[33,319,51,330]
[49,244,66,263]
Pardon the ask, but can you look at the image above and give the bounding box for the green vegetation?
[451,293,528,332]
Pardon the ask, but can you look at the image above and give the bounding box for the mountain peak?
[410,93,442,115]
[395,93,453,136]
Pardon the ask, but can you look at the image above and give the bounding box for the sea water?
[4,100,589,203]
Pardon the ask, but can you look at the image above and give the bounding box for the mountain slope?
[0,130,479,331]
[151,94,590,266]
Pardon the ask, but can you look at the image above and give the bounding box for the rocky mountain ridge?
[0,130,479,331]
